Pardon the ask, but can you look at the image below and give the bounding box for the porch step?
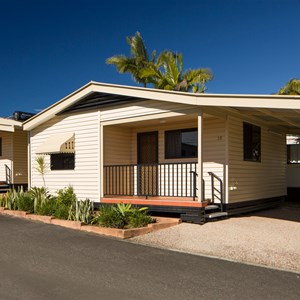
[205,211,228,219]
[180,212,206,225]
[0,184,10,193]
[205,204,220,211]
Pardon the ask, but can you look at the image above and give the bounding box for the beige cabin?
[23,82,300,216]
[0,117,28,190]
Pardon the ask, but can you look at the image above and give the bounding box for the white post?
[99,123,104,198]
[197,111,203,202]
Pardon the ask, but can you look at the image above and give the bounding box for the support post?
[197,111,203,202]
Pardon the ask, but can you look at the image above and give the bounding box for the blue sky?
[0,0,299,117]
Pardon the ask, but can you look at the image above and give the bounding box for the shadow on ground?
[242,202,300,223]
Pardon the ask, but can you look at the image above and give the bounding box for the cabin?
[0,114,29,192]
[23,82,300,222]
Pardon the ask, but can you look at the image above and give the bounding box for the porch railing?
[104,162,198,198]
[208,171,224,210]
[5,164,12,185]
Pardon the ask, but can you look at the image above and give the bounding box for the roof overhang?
[36,133,75,154]
[22,81,300,134]
[0,118,23,132]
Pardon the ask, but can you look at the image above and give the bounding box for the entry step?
[205,204,220,210]
[205,212,228,219]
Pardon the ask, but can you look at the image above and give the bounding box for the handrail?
[5,164,12,185]
[208,171,223,210]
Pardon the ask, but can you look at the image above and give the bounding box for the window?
[243,122,261,162]
[165,128,198,159]
[50,153,75,170]
[287,135,300,164]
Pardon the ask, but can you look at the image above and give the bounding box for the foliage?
[34,155,49,187]
[68,199,94,224]
[53,186,77,219]
[16,192,34,213]
[277,79,300,95]
[29,187,55,216]
[106,32,213,92]
[93,205,126,228]
[106,32,154,87]
[56,186,77,206]
[94,203,152,229]
[128,209,153,228]
[0,187,34,213]
[140,50,213,92]
[0,195,5,207]
[2,189,19,210]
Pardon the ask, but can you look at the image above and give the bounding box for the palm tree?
[140,50,213,92]
[106,32,155,87]
[277,79,300,95]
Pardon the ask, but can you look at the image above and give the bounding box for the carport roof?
[23,81,300,133]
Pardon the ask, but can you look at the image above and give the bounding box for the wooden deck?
[101,196,207,207]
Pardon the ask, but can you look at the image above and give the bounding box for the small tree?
[34,155,49,187]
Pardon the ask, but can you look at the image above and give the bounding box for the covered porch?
[100,110,225,210]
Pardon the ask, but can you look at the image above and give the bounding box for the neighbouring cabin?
[23,82,299,220]
[0,118,29,192]
[286,135,300,202]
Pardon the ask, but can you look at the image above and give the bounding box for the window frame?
[243,122,261,163]
[165,128,198,159]
[50,153,75,170]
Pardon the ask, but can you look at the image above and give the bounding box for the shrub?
[94,205,126,228]
[128,209,153,228]
[68,198,94,224]
[94,204,153,229]
[56,186,76,207]
[17,192,34,213]
[51,186,77,220]
[3,188,20,210]
[29,187,55,216]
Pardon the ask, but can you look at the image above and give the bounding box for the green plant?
[128,209,153,228]
[29,187,55,216]
[34,155,49,187]
[94,203,152,229]
[94,205,126,228]
[2,189,19,210]
[68,199,94,224]
[56,186,76,206]
[53,186,77,220]
[17,192,34,213]
[0,195,5,207]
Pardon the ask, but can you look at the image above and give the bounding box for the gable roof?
[23,81,300,133]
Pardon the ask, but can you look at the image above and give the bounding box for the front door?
[137,131,158,196]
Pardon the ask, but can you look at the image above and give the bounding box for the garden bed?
[0,208,180,239]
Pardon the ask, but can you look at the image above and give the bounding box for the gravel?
[131,204,300,273]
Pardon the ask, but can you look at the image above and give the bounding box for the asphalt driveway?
[0,214,299,300]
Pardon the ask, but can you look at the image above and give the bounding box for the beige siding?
[202,118,226,201]
[103,116,225,200]
[228,117,286,203]
[12,128,28,184]
[30,110,100,201]
[104,126,133,165]
[0,131,13,182]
